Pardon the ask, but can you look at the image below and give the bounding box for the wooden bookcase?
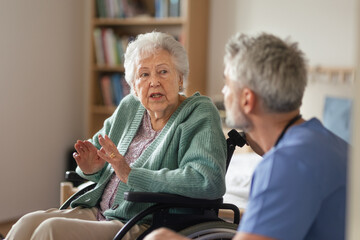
[88,0,209,137]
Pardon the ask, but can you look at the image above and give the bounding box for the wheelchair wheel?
[179,221,238,240]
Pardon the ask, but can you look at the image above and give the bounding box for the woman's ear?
[178,75,184,91]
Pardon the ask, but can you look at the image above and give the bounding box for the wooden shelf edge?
[93,65,125,72]
[93,17,186,26]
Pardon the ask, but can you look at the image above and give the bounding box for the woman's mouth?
[150,93,163,98]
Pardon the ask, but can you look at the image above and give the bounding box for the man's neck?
[248,110,304,153]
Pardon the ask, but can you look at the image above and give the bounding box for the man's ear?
[240,87,256,114]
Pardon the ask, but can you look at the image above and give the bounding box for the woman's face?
[133,49,183,117]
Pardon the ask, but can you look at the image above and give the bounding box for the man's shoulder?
[279,118,348,154]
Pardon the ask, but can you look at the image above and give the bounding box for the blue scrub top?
[239,118,348,240]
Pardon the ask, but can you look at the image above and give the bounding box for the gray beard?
[225,109,252,132]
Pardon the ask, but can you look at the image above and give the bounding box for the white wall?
[347,2,360,238]
[208,0,357,120]
[0,0,88,222]
[208,1,360,238]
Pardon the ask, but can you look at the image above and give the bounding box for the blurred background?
[0,0,359,238]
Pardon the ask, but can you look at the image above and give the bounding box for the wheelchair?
[60,129,247,240]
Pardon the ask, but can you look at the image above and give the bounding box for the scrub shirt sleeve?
[238,153,322,240]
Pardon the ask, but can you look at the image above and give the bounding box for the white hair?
[124,31,189,94]
[224,33,308,112]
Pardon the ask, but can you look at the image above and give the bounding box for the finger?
[80,140,90,152]
[98,134,117,151]
[84,141,97,152]
[73,152,82,163]
[97,148,108,160]
[98,148,117,165]
[105,135,118,149]
[98,138,112,156]
[74,142,85,154]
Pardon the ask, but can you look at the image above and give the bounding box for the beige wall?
[0,0,89,221]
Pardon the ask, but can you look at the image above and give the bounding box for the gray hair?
[124,32,189,93]
[224,32,308,112]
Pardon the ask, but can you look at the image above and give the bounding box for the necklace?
[274,114,302,147]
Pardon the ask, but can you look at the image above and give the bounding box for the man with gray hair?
[145,33,348,240]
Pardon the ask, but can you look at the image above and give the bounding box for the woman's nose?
[149,77,160,87]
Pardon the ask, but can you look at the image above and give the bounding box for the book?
[115,37,125,64]
[111,73,123,105]
[100,75,114,106]
[96,0,107,18]
[93,28,105,65]
[115,0,125,18]
[155,0,169,18]
[95,0,152,19]
[169,0,180,17]
[103,28,117,65]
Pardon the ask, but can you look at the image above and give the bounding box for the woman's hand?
[97,134,131,183]
[73,140,106,175]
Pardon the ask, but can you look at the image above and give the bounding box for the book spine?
[100,75,114,106]
[96,0,107,18]
[116,0,125,18]
[155,0,169,18]
[169,0,180,17]
[93,28,105,65]
[104,28,117,66]
[116,37,124,64]
[111,73,123,105]
[101,29,109,64]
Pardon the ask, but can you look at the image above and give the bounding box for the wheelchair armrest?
[65,171,87,182]
[124,192,223,207]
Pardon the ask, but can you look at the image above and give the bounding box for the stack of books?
[99,73,130,106]
[96,0,183,19]
[96,0,150,18]
[155,0,182,18]
[93,28,133,66]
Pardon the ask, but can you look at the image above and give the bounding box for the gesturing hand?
[73,140,106,175]
[97,134,131,183]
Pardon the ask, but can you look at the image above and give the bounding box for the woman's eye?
[140,73,149,78]
[159,70,168,74]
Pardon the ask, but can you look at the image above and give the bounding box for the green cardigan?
[71,92,227,222]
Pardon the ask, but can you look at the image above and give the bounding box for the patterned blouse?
[97,111,161,221]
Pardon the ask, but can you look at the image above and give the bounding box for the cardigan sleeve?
[127,97,227,200]
[75,94,139,182]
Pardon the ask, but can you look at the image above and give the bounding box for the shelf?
[93,17,186,26]
[93,65,125,72]
[87,0,209,137]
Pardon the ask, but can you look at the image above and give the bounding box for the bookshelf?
[88,0,209,137]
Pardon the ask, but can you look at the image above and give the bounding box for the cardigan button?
[111,204,119,210]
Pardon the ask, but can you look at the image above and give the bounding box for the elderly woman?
[6,32,227,240]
